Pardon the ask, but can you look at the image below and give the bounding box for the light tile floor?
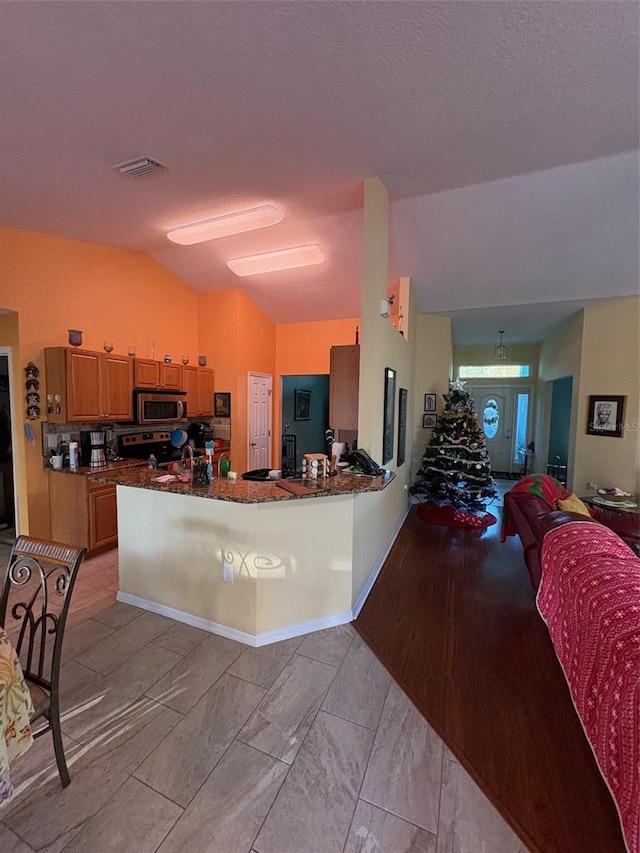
[0,538,527,852]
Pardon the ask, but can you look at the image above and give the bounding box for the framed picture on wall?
[397,388,407,466]
[214,392,231,418]
[294,389,311,420]
[424,393,436,412]
[586,395,625,438]
[382,367,396,464]
[423,413,437,429]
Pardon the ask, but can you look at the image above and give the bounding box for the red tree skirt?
[418,504,497,530]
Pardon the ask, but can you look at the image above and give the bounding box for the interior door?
[248,372,272,470]
[468,386,515,473]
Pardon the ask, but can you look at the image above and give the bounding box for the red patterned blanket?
[538,522,640,853]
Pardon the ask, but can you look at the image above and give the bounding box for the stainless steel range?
[118,431,183,466]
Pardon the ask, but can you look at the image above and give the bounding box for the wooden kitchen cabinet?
[133,358,159,388]
[134,358,183,390]
[159,362,183,390]
[45,347,133,423]
[183,366,198,415]
[49,472,118,556]
[329,344,360,434]
[198,368,214,416]
[183,366,214,416]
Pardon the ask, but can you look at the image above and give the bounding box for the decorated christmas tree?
[412,379,497,510]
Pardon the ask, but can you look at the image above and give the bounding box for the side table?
[581,496,640,556]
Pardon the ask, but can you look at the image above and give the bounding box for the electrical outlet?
[223,562,234,583]
[47,434,58,450]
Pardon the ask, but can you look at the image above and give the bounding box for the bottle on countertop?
[148,453,158,470]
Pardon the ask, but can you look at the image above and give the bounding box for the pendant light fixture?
[494,330,507,360]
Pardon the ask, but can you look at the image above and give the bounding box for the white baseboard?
[352,504,410,619]
[116,590,353,647]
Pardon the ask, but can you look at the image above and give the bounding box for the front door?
[248,372,272,470]
[468,386,515,473]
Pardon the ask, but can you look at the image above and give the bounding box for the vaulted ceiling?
[1,1,638,342]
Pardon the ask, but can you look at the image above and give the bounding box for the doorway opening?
[0,353,17,544]
[280,375,329,471]
[548,376,573,483]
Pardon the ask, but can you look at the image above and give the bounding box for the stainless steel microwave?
[134,391,187,425]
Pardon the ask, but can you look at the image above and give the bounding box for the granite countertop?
[88,467,395,504]
[45,459,146,476]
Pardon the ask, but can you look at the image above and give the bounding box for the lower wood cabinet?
[49,473,118,556]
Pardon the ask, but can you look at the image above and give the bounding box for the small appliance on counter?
[80,430,107,467]
[188,421,213,448]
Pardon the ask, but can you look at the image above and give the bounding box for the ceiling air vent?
[116,156,165,178]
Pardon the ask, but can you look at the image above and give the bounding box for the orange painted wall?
[0,225,360,528]
[273,318,359,465]
[198,288,275,472]
[0,226,199,536]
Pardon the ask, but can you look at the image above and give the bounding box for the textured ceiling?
[0,1,638,340]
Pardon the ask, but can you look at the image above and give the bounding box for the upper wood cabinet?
[134,358,183,390]
[45,347,133,423]
[183,365,214,417]
[159,362,183,390]
[133,358,159,389]
[198,368,214,416]
[183,365,198,415]
[329,344,360,434]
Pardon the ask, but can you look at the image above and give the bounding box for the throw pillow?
[556,493,591,516]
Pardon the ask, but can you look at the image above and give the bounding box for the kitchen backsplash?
[42,416,231,457]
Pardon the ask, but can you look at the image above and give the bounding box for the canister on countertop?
[69,441,79,471]
[302,453,328,479]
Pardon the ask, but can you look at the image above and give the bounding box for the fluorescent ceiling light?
[167,203,283,245]
[227,244,325,276]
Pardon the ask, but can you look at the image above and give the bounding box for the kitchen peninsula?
[91,467,398,645]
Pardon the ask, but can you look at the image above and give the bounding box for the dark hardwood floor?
[355,506,625,853]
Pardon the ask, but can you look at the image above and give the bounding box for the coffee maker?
[80,430,107,467]
[188,421,213,448]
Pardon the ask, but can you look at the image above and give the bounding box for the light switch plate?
[47,434,58,450]
[223,562,233,583]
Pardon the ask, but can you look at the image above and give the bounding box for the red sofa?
[503,485,640,590]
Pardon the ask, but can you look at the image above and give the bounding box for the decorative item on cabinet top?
[68,329,83,347]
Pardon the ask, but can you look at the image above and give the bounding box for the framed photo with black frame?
[423,413,437,429]
[214,392,231,418]
[424,393,436,413]
[294,389,312,421]
[397,388,407,467]
[586,395,625,438]
[382,367,396,464]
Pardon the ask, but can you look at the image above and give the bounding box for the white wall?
[574,297,640,494]
[536,297,640,495]
[412,314,452,475]
[353,178,414,605]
